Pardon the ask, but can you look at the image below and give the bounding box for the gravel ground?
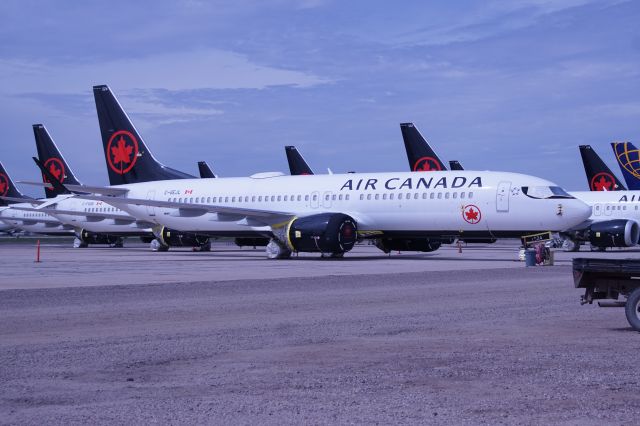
[0,266,638,425]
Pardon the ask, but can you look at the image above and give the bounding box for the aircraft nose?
[565,198,592,224]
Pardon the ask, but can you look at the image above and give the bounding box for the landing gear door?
[146,190,156,216]
[496,181,511,212]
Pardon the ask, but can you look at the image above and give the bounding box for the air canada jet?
[579,145,625,191]
[0,161,72,235]
[59,85,592,259]
[611,142,640,190]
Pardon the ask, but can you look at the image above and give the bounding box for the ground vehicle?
[573,258,640,331]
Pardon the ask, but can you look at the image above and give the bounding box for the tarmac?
[0,238,639,424]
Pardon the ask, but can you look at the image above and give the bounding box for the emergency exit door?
[496,181,511,212]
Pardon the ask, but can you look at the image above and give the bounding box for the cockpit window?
[521,186,574,199]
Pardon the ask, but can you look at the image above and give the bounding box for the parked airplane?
[58,86,591,259]
[0,161,72,235]
[611,142,640,190]
[579,145,625,191]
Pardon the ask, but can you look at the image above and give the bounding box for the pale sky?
[0,0,638,195]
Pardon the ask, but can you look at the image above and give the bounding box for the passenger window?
[398,193,403,200]
[437,193,442,199]
[284,195,288,201]
[225,197,229,203]
[339,194,343,201]
[469,192,473,199]
[445,193,450,199]
[269,196,274,202]
[422,193,427,199]
[297,195,302,201]
[305,195,309,201]
[207,197,211,203]
[460,192,465,199]
[367,194,372,200]
[606,205,610,210]
[346,195,350,201]
[232,197,236,202]
[452,192,457,199]
[325,194,329,201]
[390,193,394,200]
[359,194,364,201]
[430,193,435,199]
[277,196,281,202]
[383,194,387,200]
[332,195,336,201]
[375,194,380,200]
[179,198,183,203]
[258,196,262,202]
[312,195,317,201]
[252,196,256,202]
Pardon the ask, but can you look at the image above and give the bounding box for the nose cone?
[562,198,592,229]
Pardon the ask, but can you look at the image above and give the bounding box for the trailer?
[573,258,640,331]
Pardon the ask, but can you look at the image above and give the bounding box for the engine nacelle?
[234,237,270,247]
[285,213,357,254]
[157,227,210,247]
[589,219,639,248]
[375,238,442,253]
[78,229,119,245]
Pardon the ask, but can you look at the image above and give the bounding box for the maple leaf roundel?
[0,173,9,197]
[590,172,615,191]
[462,204,481,224]
[43,158,66,191]
[413,156,442,172]
[107,130,139,175]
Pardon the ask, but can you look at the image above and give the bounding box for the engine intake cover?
[287,213,357,253]
[589,219,639,248]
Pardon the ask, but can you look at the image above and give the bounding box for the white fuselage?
[0,205,72,235]
[571,191,640,224]
[86,171,592,238]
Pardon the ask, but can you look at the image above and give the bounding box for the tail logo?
[613,142,640,179]
[0,173,8,196]
[462,204,481,224]
[107,130,139,175]
[590,172,615,191]
[413,156,442,172]
[43,158,66,190]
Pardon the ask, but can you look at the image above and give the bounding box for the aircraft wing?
[64,184,129,196]
[73,194,294,225]
[8,205,138,221]
[0,196,46,205]
[17,180,53,189]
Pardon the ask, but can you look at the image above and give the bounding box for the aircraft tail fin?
[579,145,625,191]
[449,160,464,171]
[285,146,314,175]
[611,142,640,190]
[399,123,447,172]
[197,161,217,178]
[93,85,195,185]
[32,157,71,195]
[33,124,82,198]
[0,161,32,205]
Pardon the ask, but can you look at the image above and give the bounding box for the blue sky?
[0,0,638,195]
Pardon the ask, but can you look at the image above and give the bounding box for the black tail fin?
[579,145,626,191]
[0,161,31,205]
[198,161,217,178]
[93,85,195,185]
[285,146,314,175]
[32,157,71,195]
[449,160,464,170]
[399,123,447,172]
[33,124,82,198]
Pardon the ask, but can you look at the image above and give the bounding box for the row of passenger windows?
[596,205,639,211]
[167,191,474,204]
[24,212,47,217]
[84,207,123,213]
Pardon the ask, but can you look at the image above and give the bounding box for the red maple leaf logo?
[48,163,62,181]
[0,180,6,195]
[111,136,134,170]
[593,176,612,191]
[413,157,442,172]
[465,208,479,222]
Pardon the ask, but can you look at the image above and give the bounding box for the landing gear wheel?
[112,238,124,248]
[150,239,169,252]
[266,239,291,259]
[73,237,88,248]
[562,239,580,252]
[200,241,211,252]
[625,288,640,332]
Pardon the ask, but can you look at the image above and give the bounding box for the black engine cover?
[79,229,119,245]
[160,227,210,247]
[288,213,357,253]
[589,219,639,248]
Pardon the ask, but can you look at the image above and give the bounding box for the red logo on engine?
[462,204,481,224]
[43,158,65,191]
[590,172,616,191]
[413,156,442,172]
[107,130,139,175]
[0,173,9,196]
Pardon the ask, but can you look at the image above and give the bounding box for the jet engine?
[156,227,211,249]
[374,238,442,253]
[284,213,357,254]
[78,229,120,245]
[589,219,639,248]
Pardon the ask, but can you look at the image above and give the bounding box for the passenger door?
[146,190,156,216]
[496,181,511,212]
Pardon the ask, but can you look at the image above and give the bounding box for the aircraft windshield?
[521,186,574,199]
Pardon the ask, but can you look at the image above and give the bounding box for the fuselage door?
[146,190,156,216]
[593,204,602,216]
[496,181,511,212]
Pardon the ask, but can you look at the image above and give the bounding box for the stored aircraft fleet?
[0,84,638,258]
